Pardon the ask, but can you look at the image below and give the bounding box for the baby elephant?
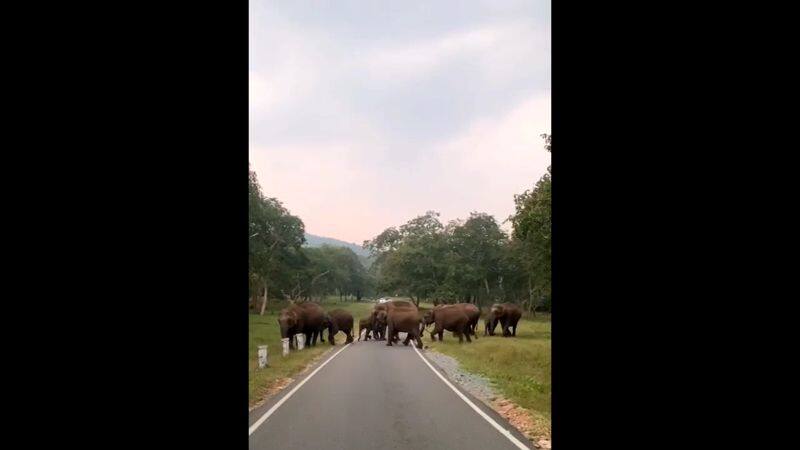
[324,309,355,345]
[358,316,373,341]
[423,305,472,343]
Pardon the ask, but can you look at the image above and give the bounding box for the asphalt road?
[249,338,532,450]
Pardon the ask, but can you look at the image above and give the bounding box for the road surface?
[249,338,532,449]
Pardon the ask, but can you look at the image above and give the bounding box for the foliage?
[363,135,552,310]
[249,166,374,307]
[508,134,551,302]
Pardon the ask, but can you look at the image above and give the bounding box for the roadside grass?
[424,314,551,434]
[249,298,377,406]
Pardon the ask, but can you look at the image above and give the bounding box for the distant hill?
[304,233,374,268]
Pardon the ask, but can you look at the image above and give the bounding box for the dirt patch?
[426,350,550,446]
[492,397,551,447]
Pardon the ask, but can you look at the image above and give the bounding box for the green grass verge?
[249,299,376,406]
[424,313,551,432]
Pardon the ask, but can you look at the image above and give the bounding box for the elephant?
[358,316,373,341]
[324,309,354,345]
[484,310,498,336]
[488,303,523,337]
[452,303,480,339]
[371,304,389,341]
[384,300,423,348]
[277,302,326,348]
[423,304,472,343]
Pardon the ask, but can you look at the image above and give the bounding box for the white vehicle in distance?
[377,297,391,303]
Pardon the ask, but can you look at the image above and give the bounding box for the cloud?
[363,22,549,87]
[249,2,550,243]
[431,91,551,226]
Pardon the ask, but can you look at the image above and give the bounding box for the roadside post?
[257,345,268,368]
[281,338,290,356]
[296,334,306,350]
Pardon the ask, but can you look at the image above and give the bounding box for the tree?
[364,211,448,306]
[365,211,508,307]
[507,134,552,312]
[249,166,306,313]
[447,212,508,306]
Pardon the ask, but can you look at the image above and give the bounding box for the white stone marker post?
[281,338,290,357]
[296,333,306,350]
[257,345,268,368]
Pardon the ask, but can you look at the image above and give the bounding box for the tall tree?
[249,166,306,313]
[508,134,552,311]
[448,212,508,306]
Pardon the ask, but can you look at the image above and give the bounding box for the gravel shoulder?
[426,349,552,449]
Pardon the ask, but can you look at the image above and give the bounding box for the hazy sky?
[250,0,550,245]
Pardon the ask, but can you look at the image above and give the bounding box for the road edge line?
[413,346,531,450]
[249,343,351,436]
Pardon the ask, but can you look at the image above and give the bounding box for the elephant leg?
[403,333,411,346]
[407,328,419,348]
[464,325,472,343]
[386,322,394,346]
[415,331,423,349]
[430,331,436,341]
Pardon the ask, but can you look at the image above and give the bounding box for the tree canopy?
[363,134,552,311]
[249,166,374,312]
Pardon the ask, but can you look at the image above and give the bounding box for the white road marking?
[413,346,531,450]
[249,343,351,436]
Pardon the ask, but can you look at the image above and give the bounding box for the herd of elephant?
[278,300,523,351]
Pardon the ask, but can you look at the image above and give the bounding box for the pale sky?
[250,0,550,245]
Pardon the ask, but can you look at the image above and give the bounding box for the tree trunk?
[259,281,268,315]
[484,278,490,299]
[528,275,536,317]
